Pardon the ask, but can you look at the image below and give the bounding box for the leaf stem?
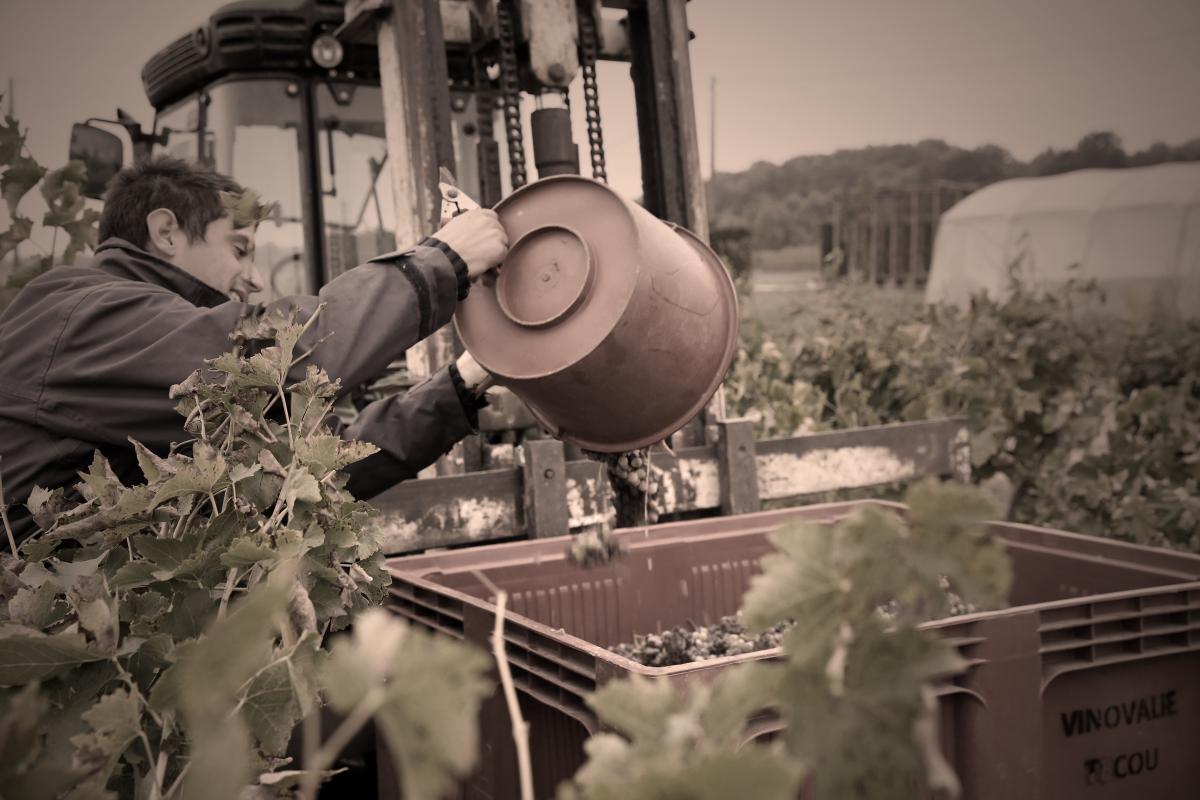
[163,761,192,799]
[278,386,296,450]
[218,567,239,619]
[0,457,19,557]
[142,730,164,800]
[299,686,385,800]
[473,569,533,800]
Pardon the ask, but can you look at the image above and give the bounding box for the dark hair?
[98,156,245,248]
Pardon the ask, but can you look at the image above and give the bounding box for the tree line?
[709,132,1200,251]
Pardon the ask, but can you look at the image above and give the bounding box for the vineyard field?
[728,268,1200,552]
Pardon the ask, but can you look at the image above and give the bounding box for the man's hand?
[435,209,508,279]
[456,350,494,396]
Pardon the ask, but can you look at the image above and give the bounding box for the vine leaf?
[0,215,32,262]
[220,188,275,229]
[323,608,493,800]
[0,110,24,165]
[566,671,802,800]
[150,443,226,507]
[167,581,290,800]
[0,684,49,783]
[129,439,172,484]
[0,303,460,796]
[586,672,685,743]
[62,207,101,264]
[69,687,141,785]
[283,469,323,514]
[40,160,88,226]
[2,154,46,214]
[67,574,119,652]
[241,660,301,756]
[132,535,196,574]
[0,633,108,685]
[25,486,69,531]
[8,583,68,629]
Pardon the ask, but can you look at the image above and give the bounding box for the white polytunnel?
[925,163,1200,319]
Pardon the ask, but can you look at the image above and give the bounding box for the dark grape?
[611,584,981,667]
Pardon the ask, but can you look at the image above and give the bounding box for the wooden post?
[888,192,900,287]
[522,439,569,538]
[840,218,850,279]
[831,203,844,278]
[851,218,863,280]
[378,0,469,475]
[716,418,760,516]
[909,186,920,287]
[867,195,880,284]
[949,420,971,484]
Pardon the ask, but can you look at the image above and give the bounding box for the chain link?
[496,0,527,190]
[472,46,503,207]
[578,6,607,183]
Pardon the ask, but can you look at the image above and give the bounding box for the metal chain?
[474,53,495,142]
[496,0,527,189]
[472,46,503,207]
[578,6,607,183]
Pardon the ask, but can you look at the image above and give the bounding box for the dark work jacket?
[0,237,481,542]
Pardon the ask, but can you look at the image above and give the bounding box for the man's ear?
[145,209,182,258]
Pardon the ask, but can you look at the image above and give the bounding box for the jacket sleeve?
[333,363,488,499]
[40,243,467,450]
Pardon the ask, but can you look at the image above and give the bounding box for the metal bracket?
[338,0,474,44]
[337,0,390,43]
[522,439,570,537]
[520,0,581,87]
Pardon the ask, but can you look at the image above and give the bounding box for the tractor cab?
[72,0,449,299]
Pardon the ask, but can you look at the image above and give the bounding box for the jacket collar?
[91,238,231,309]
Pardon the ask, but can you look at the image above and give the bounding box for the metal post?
[378,0,467,475]
[709,73,717,190]
[628,0,709,240]
[629,0,714,446]
[298,83,328,293]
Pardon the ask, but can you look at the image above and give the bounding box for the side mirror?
[69,123,123,199]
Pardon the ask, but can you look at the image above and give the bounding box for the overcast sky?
[1,0,1198,204]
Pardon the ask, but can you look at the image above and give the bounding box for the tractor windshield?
[205,79,308,299]
[153,79,396,299]
[315,83,395,278]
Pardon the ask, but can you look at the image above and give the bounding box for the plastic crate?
[382,501,1200,799]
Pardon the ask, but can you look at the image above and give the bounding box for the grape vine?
[0,99,100,311]
[727,277,1200,551]
[0,312,492,799]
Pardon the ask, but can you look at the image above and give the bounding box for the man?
[0,157,507,541]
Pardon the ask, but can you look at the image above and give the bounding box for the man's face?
[173,215,265,302]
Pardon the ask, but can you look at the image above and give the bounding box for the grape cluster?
[941,576,978,617]
[598,449,667,524]
[876,576,978,622]
[612,581,982,667]
[609,614,792,667]
[565,524,622,568]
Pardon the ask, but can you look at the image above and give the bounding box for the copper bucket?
[455,176,738,453]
